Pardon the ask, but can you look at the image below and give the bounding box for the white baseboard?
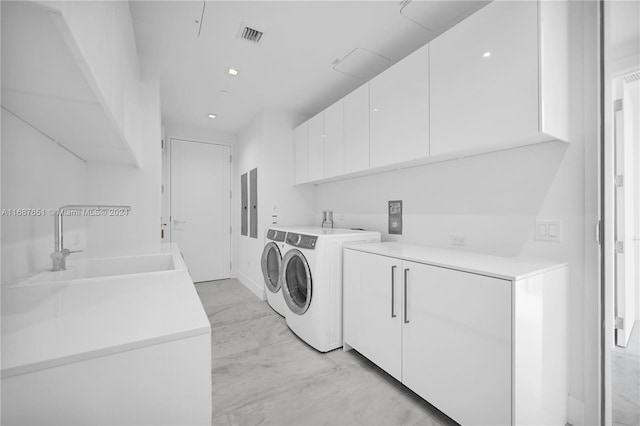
[236,272,265,300]
[567,395,584,426]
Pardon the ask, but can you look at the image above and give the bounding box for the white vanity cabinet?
[293,123,309,184]
[343,243,568,426]
[429,0,570,156]
[369,44,429,168]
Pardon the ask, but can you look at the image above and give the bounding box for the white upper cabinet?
[292,0,571,185]
[323,100,345,179]
[2,1,141,167]
[293,123,309,185]
[343,84,370,174]
[430,0,569,157]
[307,113,325,182]
[369,44,429,168]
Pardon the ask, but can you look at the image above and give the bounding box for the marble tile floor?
[195,279,457,426]
[612,321,640,426]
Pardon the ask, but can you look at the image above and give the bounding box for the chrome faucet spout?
[51,204,131,271]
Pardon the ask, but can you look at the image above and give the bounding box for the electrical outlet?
[451,235,466,247]
[388,200,402,235]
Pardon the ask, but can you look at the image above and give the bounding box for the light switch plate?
[388,200,402,235]
[535,220,562,242]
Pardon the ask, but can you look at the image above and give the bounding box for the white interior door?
[614,73,639,347]
[170,139,231,282]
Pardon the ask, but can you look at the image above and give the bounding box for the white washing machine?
[261,226,320,317]
[280,228,381,352]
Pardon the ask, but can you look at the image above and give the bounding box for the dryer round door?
[281,249,312,315]
[261,242,282,293]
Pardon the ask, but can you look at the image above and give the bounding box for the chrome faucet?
[51,204,131,271]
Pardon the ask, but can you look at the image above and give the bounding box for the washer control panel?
[266,229,286,242]
[286,233,317,249]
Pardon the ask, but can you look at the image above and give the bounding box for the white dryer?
[261,228,288,316]
[261,226,320,317]
[280,228,381,352]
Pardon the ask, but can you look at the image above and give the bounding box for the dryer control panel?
[266,229,286,242]
[286,233,317,249]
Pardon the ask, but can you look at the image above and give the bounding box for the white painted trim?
[602,56,640,426]
[166,134,233,148]
[236,271,266,301]
[567,395,585,426]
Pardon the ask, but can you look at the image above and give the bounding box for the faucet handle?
[59,248,82,256]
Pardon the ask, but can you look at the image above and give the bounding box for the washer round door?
[281,249,312,315]
[261,242,282,293]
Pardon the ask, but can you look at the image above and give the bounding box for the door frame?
[162,135,234,276]
[601,52,640,425]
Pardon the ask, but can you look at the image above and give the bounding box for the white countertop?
[1,243,210,379]
[343,242,566,281]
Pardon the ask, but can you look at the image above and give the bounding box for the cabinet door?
[369,44,429,168]
[430,0,539,156]
[293,123,308,184]
[307,113,324,181]
[344,84,370,173]
[401,261,512,426]
[343,250,402,380]
[323,100,344,178]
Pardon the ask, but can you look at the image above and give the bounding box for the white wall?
[233,109,315,297]
[1,110,87,285]
[1,77,162,278]
[84,76,162,257]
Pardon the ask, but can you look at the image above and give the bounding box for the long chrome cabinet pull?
[404,268,410,324]
[391,265,397,318]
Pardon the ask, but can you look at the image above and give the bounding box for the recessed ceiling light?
[208,114,217,119]
[227,68,239,76]
[483,51,491,58]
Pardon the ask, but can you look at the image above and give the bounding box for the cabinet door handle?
[391,265,397,318]
[404,268,410,324]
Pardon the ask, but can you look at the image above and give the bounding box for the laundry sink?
[12,253,176,287]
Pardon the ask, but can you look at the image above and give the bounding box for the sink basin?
[12,254,176,287]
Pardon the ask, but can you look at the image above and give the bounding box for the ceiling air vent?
[237,22,264,43]
[623,71,640,83]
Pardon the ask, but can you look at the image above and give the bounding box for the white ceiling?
[130,1,488,135]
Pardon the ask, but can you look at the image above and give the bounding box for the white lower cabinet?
[343,251,402,379]
[344,245,568,426]
[402,262,511,426]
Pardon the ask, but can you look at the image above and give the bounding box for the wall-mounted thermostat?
[388,200,402,235]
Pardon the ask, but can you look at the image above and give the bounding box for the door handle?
[404,268,410,324]
[391,265,397,318]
